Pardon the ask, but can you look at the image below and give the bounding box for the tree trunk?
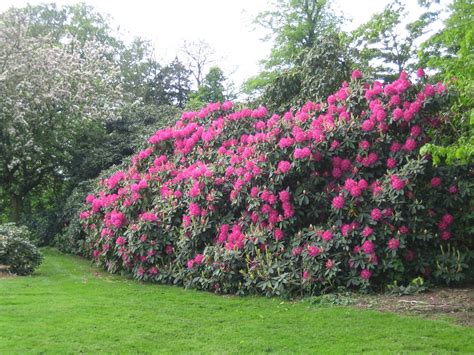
[10,194,22,223]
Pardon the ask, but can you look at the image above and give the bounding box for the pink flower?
[341,224,352,236]
[399,226,409,234]
[359,140,371,150]
[391,175,406,190]
[303,270,310,280]
[79,211,90,219]
[361,119,375,132]
[371,208,382,221]
[332,195,345,209]
[110,211,126,229]
[279,190,291,202]
[277,161,291,173]
[322,230,333,241]
[352,69,362,80]
[448,185,457,194]
[165,244,174,255]
[149,267,158,275]
[194,254,204,264]
[274,228,284,241]
[278,137,294,149]
[410,125,422,137]
[417,68,425,78]
[140,212,158,222]
[116,236,126,246]
[293,147,311,159]
[431,177,442,187]
[403,138,417,151]
[392,108,403,121]
[362,240,375,254]
[360,269,372,280]
[325,259,335,269]
[438,213,454,230]
[362,226,373,238]
[388,238,400,251]
[390,142,402,152]
[138,179,148,190]
[222,101,233,110]
[187,259,195,269]
[292,247,303,256]
[308,245,320,257]
[183,215,191,227]
[441,230,452,240]
[189,203,201,217]
[387,158,397,169]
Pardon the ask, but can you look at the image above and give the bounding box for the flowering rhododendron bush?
[77,71,472,296]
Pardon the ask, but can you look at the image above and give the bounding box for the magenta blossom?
[360,269,372,280]
[362,240,375,254]
[332,195,345,209]
[388,238,400,251]
[277,160,291,173]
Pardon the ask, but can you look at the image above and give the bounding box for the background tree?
[419,0,474,164]
[260,31,351,112]
[349,0,439,82]
[187,66,227,108]
[0,9,122,223]
[161,57,192,109]
[0,4,186,243]
[181,39,215,87]
[244,0,339,96]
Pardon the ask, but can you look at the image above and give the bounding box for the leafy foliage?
[419,0,474,164]
[0,223,39,246]
[259,31,351,112]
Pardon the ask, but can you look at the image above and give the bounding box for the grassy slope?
[0,249,472,353]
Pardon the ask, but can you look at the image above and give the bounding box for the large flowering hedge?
[77,71,472,296]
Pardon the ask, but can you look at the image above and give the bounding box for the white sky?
[0,0,436,89]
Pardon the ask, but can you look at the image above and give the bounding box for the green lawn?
[1,249,472,353]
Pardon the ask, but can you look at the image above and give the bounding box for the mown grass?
[0,248,472,353]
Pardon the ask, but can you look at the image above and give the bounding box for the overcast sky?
[1,0,434,89]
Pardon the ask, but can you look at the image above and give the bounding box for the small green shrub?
[0,224,43,275]
[0,223,39,246]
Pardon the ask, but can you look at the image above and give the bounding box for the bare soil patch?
[355,286,474,327]
[0,265,14,279]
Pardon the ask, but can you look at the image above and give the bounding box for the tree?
[349,0,438,82]
[161,57,192,109]
[259,31,351,112]
[419,0,474,164]
[181,39,215,87]
[16,3,121,55]
[244,0,339,96]
[0,9,122,222]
